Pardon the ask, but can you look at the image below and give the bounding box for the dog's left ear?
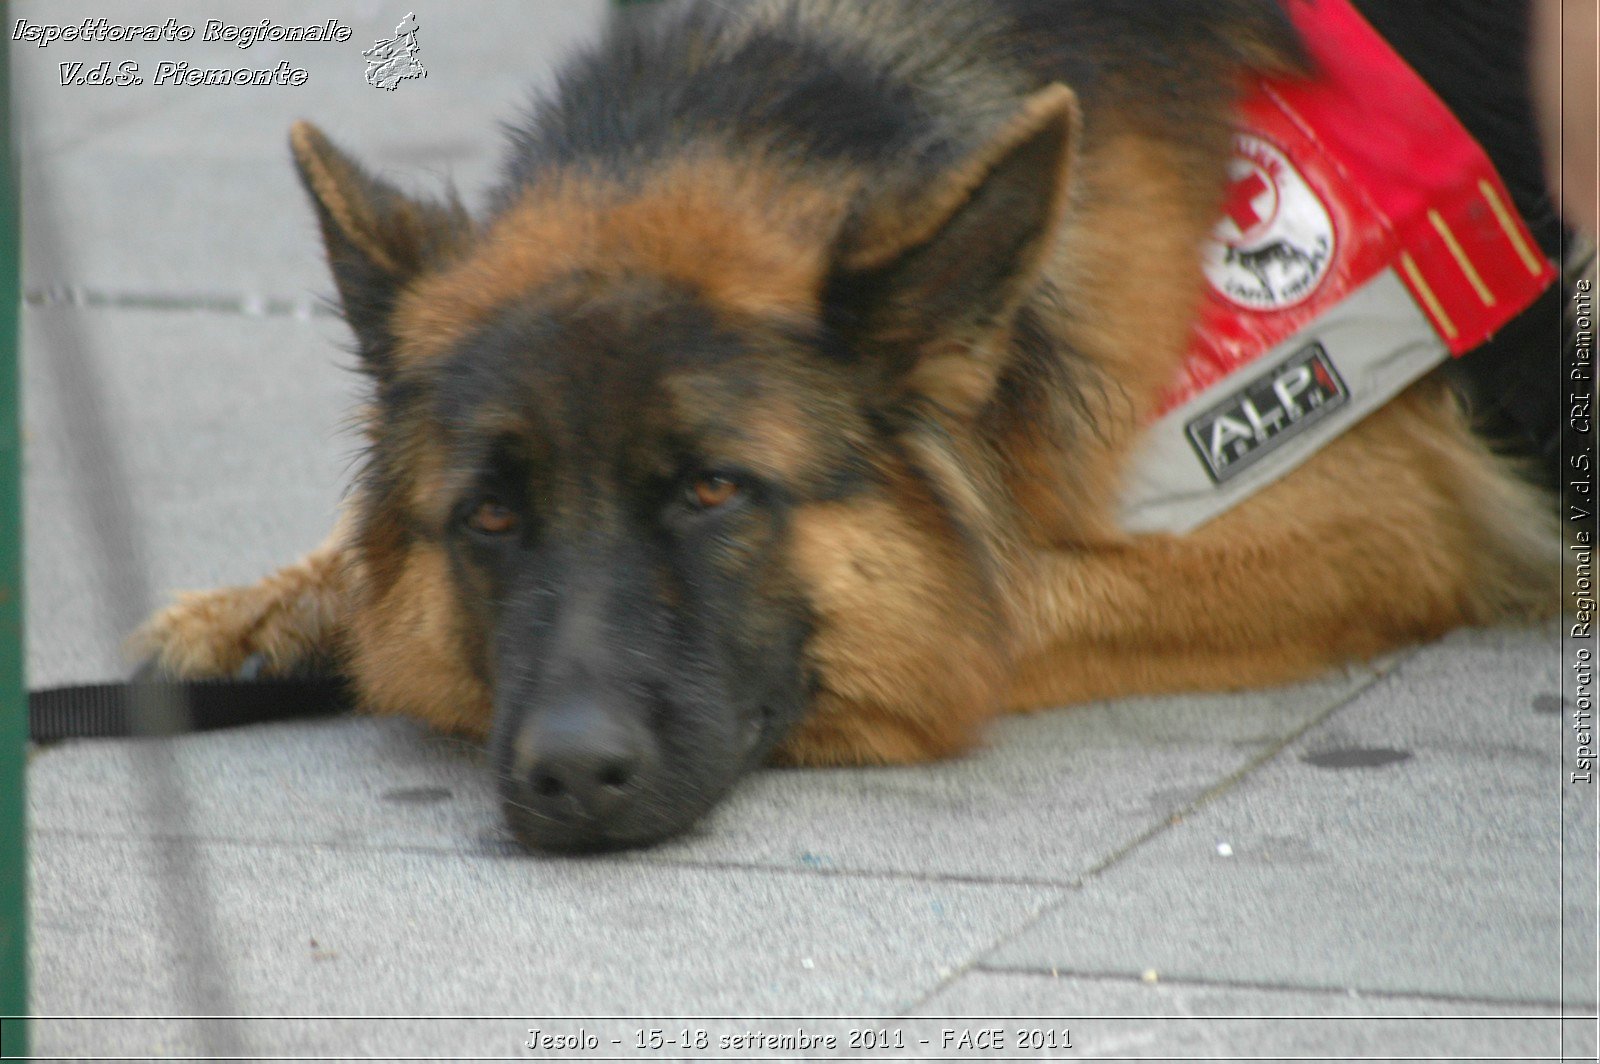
[290,121,473,378]
[824,83,1079,417]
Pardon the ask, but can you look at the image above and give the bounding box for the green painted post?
[0,0,29,1055]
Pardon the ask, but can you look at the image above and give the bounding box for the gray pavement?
[15,2,1598,1060]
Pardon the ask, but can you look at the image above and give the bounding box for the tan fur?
[1002,130,1234,547]
[666,372,835,486]
[343,538,494,737]
[393,158,848,368]
[1007,380,1558,711]
[778,492,1008,764]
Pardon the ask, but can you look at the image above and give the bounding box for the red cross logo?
[1223,171,1271,233]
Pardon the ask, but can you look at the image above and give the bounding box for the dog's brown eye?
[688,474,740,510]
[467,499,518,536]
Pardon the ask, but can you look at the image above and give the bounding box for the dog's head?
[289,84,1077,852]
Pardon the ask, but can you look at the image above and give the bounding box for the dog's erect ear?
[824,84,1079,416]
[290,121,473,377]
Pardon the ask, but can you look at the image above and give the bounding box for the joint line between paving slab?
[898,655,1414,1017]
[1073,656,1412,885]
[970,962,1573,1011]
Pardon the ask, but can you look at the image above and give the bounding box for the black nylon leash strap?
[27,677,350,741]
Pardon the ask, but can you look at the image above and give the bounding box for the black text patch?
[1185,341,1347,483]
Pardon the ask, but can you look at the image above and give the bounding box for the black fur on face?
[421,277,853,851]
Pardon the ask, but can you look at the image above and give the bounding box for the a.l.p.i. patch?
[1183,341,1347,483]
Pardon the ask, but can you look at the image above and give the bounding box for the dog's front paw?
[129,576,343,681]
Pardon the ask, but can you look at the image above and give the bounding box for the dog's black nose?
[500,698,656,851]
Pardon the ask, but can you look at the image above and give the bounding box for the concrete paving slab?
[986,624,1580,1006]
[29,830,1060,1057]
[24,305,359,687]
[30,717,497,853]
[22,151,351,303]
[914,970,1573,1059]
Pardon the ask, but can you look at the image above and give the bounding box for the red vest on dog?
[1121,0,1555,532]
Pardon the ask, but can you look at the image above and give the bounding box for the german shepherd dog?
[134,0,1558,851]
